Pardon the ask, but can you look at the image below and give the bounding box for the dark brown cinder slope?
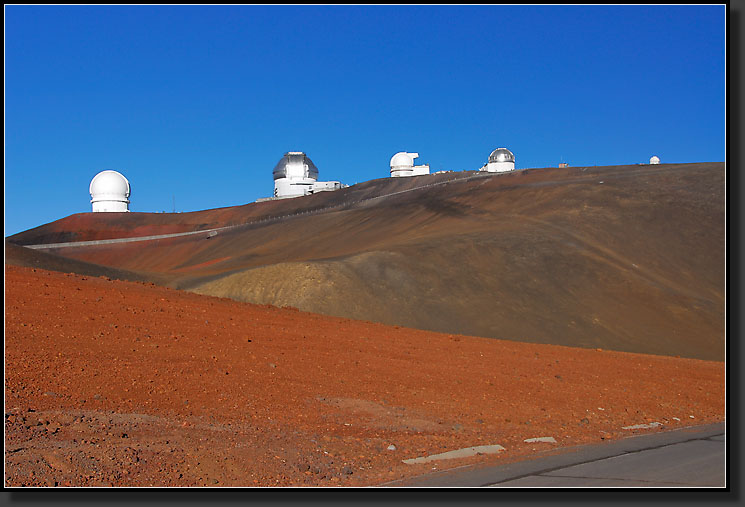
[7,162,725,360]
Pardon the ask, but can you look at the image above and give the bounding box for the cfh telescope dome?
[390,152,430,178]
[89,170,131,212]
[481,147,515,172]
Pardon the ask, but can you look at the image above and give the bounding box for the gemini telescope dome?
[488,148,515,164]
[89,170,131,212]
[273,152,319,181]
[270,151,344,199]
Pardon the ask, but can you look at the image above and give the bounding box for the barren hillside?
[4,266,725,487]
[7,163,725,360]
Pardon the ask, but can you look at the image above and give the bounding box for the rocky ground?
[4,265,725,487]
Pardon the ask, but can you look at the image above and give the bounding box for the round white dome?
[390,152,414,168]
[90,170,130,198]
[488,148,515,164]
[90,170,130,212]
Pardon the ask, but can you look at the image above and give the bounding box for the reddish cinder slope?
[5,266,725,487]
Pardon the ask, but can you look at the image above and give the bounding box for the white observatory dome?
[90,170,131,212]
[390,152,415,169]
[390,152,430,177]
[650,155,660,165]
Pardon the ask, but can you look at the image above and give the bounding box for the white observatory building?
[390,152,430,178]
[650,155,661,165]
[480,148,515,173]
[272,151,343,199]
[89,170,131,212]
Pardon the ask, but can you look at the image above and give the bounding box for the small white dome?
[650,156,660,164]
[90,170,130,212]
[390,152,415,168]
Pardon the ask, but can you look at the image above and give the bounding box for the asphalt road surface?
[386,422,726,487]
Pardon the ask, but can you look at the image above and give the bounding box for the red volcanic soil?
[5,266,725,487]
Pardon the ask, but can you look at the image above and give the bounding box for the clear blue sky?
[5,5,726,236]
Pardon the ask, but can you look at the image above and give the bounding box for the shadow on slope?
[4,241,169,285]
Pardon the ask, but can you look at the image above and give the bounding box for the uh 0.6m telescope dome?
[89,170,131,212]
[484,148,515,172]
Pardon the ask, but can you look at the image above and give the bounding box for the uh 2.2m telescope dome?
[389,152,430,178]
[89,170,131,212]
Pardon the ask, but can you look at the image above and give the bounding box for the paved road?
[385,422,726,487]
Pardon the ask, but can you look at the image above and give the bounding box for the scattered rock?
[524,437,557,444]
[387,444,396,451]
[403,444,505,465]
[622,422,663,430]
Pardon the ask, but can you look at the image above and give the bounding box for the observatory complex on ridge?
[388,147,516,177]
[85,146,524,211]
